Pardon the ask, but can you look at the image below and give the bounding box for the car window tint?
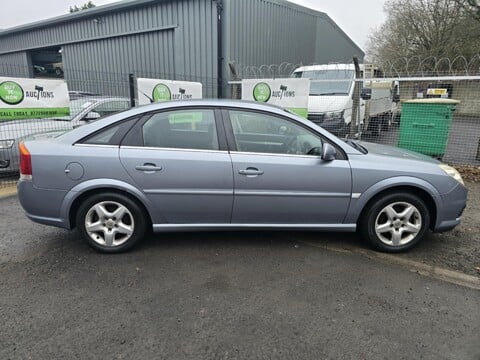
[81,118,138,145]
[229,110,323,155]
[92,100,130,117]
[142,109,219,150]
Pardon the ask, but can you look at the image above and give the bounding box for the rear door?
[224,109,352,225]
[120,108,233,224]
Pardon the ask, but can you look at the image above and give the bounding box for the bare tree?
[453,0,480,20]
[69,1,96,13]
[366,0,480,72]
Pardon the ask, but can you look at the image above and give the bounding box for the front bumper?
[433,183,468,232]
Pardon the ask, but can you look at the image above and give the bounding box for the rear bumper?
[433,183,468,232]
[17,180,69,229]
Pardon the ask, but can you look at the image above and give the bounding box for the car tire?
[359,192,430,253]
[55,68,63,76]
[76,192,147,253]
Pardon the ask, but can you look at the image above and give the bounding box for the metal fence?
[1,64,480,187]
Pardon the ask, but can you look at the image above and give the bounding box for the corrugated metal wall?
[0,0,363,98]
[0,0,218,98]
[224,0,318,68]
[0,52,30,77]
[223,0,364,69]
[315,16,364,63]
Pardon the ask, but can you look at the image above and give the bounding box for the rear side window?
[142,109,219,150]
[80,117,139,145]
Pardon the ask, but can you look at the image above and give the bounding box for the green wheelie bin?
[398,98,459,158]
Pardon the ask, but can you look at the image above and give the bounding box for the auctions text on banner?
[137,78,203,105]
[241,78,310,118]
[0,77,69,120]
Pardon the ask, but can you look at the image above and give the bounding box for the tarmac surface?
[0,195,479,359]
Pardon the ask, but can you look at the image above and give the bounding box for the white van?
[292,64,400,136]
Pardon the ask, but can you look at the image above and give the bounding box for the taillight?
[19,142,32,181]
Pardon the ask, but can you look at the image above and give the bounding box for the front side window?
[229,110,323,155]
[142,109,219,150]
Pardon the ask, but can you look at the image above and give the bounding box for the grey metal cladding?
[223,0,364,69]
[224,0,318,66]
[0,0,219,98]
[0,52,30,77]
[315,15,364,63]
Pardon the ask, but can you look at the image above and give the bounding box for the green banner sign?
[0,77,70,121]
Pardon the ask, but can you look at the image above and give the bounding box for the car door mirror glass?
[321,143,336,161]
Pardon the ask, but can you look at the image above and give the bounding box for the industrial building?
[0,0,364,98]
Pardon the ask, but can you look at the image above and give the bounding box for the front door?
[225,109,352,225]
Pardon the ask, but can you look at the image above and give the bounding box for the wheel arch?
[347,178,441,230]
[357,185,437,230]
[60,179,155,230]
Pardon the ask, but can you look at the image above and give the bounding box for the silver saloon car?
[17,100,467,253]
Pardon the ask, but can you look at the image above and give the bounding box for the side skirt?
[152,223,357,232]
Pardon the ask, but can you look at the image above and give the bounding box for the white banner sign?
[241,78,310,118]
[137,78,203,105]
[0,77,69,120]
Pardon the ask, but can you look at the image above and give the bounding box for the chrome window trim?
[230,150,324,160]
[120,145,229,154]
[74,144,119,148]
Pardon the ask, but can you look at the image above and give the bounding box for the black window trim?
[220,107,347,160]
[76,115,141,146]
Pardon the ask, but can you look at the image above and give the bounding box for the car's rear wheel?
[76,193,146,253]
[360,192,430,252]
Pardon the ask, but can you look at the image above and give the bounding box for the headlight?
[324,111,344,121]
[439,164,464,186]
[0,140,15,149]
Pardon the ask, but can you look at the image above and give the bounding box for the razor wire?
[229,54,480,79]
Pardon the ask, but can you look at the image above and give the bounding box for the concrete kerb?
[300,240,480,291]
[0,185,17,199]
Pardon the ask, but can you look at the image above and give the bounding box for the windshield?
[54,98,98,121]
[293,70,355,96]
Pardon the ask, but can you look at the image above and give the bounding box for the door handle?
[238,168,264,176]
[135,163,163,172]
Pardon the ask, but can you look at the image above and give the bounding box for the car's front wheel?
[76,193,147,253]
[360,192,430,252]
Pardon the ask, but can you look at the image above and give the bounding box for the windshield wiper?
[343,139,368,154]
[310,92,348,96]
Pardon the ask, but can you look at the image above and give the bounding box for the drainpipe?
[214,0,224,98]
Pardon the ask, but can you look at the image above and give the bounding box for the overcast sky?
[0,0,387,50]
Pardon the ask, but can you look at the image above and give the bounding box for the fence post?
[350,57,362,138]
[128,73,136,107]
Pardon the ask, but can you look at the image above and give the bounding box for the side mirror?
[83,111,101,122]
[321,143,337,161]
[393,94,400,103]
[360,88,372,100]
